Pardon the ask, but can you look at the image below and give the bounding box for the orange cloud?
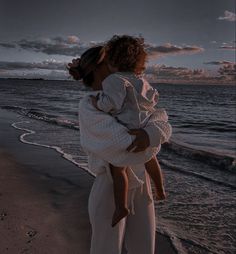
[145,43,204,59]
[144,64,235,84]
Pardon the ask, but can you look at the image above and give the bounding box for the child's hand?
[90,95,100,110]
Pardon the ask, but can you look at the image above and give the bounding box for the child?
[90,70,166,227]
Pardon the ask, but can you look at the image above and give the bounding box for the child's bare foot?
[155,189,166,201]
[112,207,130,227]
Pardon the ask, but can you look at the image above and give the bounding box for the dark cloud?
[16,36,90,56]
[0,42,16,48]
[0,59,70,80]
[0,36,102,56]
[145,64,207,79]
[219,45,236,50]
[0,36,204,58]
[218,63,236,79]
[219,41,236,51]
[144,64,235,84]
[1,60,235,84]
[0,70,68,80]
[0,60,67,71]
[204,61,235,65]
[145,43,204,58]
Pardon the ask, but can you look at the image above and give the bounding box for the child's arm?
[90,92,116,113]
[90,74,127,113]
[90,93,101,111]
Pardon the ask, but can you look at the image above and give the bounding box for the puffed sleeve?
[144,109,172,147]
[96,74,127,113]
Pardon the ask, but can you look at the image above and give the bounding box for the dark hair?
[69,45,104,87]
[82,71,94,87]
[105,35,147,75]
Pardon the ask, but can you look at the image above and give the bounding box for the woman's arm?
[144,120,172,147]
[125,121,172,153]
[126,129,150,152]
[79,95,155,166]
[79,95,171,166]
[96,74,127,113]
[126,107,172,152]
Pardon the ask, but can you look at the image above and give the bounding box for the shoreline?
[0,108,177,254]
[1,78,235,86]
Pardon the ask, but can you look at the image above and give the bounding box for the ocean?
[0,79,235,254]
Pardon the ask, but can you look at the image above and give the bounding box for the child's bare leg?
[110,164,130,227]
[145,156,166,200]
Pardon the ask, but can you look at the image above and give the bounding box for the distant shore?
[0,77,235,85]
[0,109,177,254]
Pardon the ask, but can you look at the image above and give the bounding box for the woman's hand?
[126,129,150,153]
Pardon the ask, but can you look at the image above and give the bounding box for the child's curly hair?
[105,35,147,75]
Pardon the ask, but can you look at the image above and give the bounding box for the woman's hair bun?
[75,65,85,79]
[67,45,104,84]
[67,58,85,80]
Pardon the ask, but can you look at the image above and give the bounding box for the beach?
[0,79,235,254]
[0,108,177,254]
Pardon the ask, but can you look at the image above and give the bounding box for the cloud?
[204,61,236,82]
[0,42,16,48]
[0,36,204,59]
[0,59,77,80]
[219,45,236,50]
[1,61,235,84]
[0,70,68,80]
[218,10,236,22]
[16,36,88,56]
[144,64,235,84]
[145,64,207,79]
[218,62,236,78]
[145,43,204,59]
[44,70,69,80]
[0,36,101,56]
[0,60,67,71]
[68,35,80,44]
[219,41,236,51]
[204,61,235,65]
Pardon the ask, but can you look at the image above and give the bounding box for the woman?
[68,35,171,254]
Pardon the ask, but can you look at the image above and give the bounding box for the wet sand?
[0,109,177,254]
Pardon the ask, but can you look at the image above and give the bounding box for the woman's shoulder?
[103,72,126,83]
[116,71,144,79]
[103,72,144,86]
[79,91,96,107]
[102,73,128,90]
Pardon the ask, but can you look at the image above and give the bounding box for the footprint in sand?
[26,230,37,238]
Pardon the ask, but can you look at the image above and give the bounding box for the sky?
[0,0,235,83]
